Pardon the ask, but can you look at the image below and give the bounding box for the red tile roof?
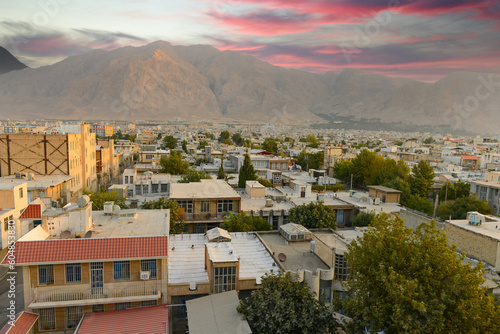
[0,312,39,334]
[1,236,168,265]
[461,156,478,160]
[19,204,42,219]
[76,305,168,334]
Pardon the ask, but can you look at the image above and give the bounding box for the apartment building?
[169,179,241,233]
[91,124,114,137]
[229,154,295,172]
[0,182,28,249]
[0,124,97,196]
[96,140,118,188]
[471,179,500,214]
[1,200,170,333]
[122,169,172,198]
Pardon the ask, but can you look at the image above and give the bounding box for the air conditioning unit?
[140,271,150,280]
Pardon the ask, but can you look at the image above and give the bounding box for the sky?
[1,0,499,82]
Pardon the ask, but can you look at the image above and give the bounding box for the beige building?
[445,212,500,272]
[0,124,97,196]
[0,182,28,249]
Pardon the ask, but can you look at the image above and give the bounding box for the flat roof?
[0,174,73,189]
[240,194,294,212]
[290,193,354,208]
[168,232,277,285]
[207,243,239,262]
[170,179,241,200]
[446,218,500,241]
[258,232,329,272]
[367,185,403,194]
[471,180,500,189]
[186,291,251,334]
[336,191,402,213]
[90,210,169,238]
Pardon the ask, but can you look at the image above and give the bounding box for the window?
[115,302,131,310]
[39,308,55,331]
[130,176,134,183]
[217,200,233,213]
[200,201,210,213]
[140,259,157,278]
[92,304,104,312]
[19,187,23,198]
[142,300,157,307]
[272,216,279,230]
[178,200,193,214]
[335,254,349,281]
[145,154,154,160]
[39,265,54,285]
[319,280,332,303]
[66,306,83,329]
[125,176,129,183]
[114,261,130,280]
[3,217,8,231]
[66,264,81,283]
[213,266,237,293]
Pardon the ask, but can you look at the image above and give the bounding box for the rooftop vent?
[103,201,114,215]
[279,223,312,242]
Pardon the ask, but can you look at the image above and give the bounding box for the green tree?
[288,202,336,229]
[238,154,257,188]
[182,140,188,153]
[197,140,209,150]
[218,130,231,143]
[436,196,494,220]
[296,150,324,171]
[305,134,318,148]
[178,169,212,183]
[263,138,278,153]
[424,137,436,144]
[223,138,233,145]
[439,181,457,201]
[455,180,471,199]
[232,133,245,146]
[84,189,128,211]
[257,178,272,187]
[332,160,354,183]
[159,151,189,175]
[409,160,435,198]
[221,212,271,232]
[342,213,500,334]
[238,271,339,334]
[403,194,434,216]
[217,165,226,180]
[141,197,185,234]
[162,135,177,150]
[352,211,376,227]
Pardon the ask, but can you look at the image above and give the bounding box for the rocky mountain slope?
[0,41,498,134]
[0,47,27,75]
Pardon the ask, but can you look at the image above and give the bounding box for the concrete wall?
[445,222,499,271]
[395,209,443,230]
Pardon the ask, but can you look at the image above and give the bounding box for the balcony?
[183,213,225,222]
[29,283,160,308]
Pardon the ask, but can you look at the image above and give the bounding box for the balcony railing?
[32,283,158,305]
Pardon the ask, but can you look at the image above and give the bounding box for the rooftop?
[258,232,329,272]
[0,312,39,334]
[170,179,241,200]
[168,232,277,285]
[336,191,402,213]
[367,185,404,194]
[186,291,251,334]
[446,216,500,241]
[0,174,73,189]
[76,305,168,334]
[90,210,169,238]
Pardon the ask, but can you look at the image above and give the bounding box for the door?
[90,262,104,295]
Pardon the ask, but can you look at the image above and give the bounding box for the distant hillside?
[0,41,498,134]
[0,47,27,75]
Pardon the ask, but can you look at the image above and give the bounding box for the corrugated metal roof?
[186,291,251,334]
[0,312,39,334]
[76,305,168,334]
[1,236,168,265]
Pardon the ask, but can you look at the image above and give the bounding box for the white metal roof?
[170,179,241,199]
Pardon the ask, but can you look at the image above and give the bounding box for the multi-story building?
[1,200,170,333]
[169,179,242,233]
[91,124,114,137]
[0,182,28,249]
[471,178,500,214]
[96,139,117,188]
[0,124,97,196]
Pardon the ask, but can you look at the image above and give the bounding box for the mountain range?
[0,46,27,75]
[0,41,499,134]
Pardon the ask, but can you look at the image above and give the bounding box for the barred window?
[200,201,210,213]
[140,259,157,278]
[66,264,81,283]
[3,217,8,231]
[114,261,130,280]
[142,300,157,307]
[115,302,131,310]
[39,265,54,285]
[217,200,233,213]
[66,306,83,329]
[39,308,55,331]
[335,253,349,281]
[214,266,237,293]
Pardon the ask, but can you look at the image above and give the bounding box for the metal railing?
[32,283,158,304]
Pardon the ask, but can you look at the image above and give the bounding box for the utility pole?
[350,174,353,191]
[445,182,448,202]
[433,194,439,218]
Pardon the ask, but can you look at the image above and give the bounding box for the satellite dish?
[278,253,287,262]
[84,231,93,238]
[60,230,71,239]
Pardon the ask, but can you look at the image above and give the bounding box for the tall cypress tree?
[238,153,256,188]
